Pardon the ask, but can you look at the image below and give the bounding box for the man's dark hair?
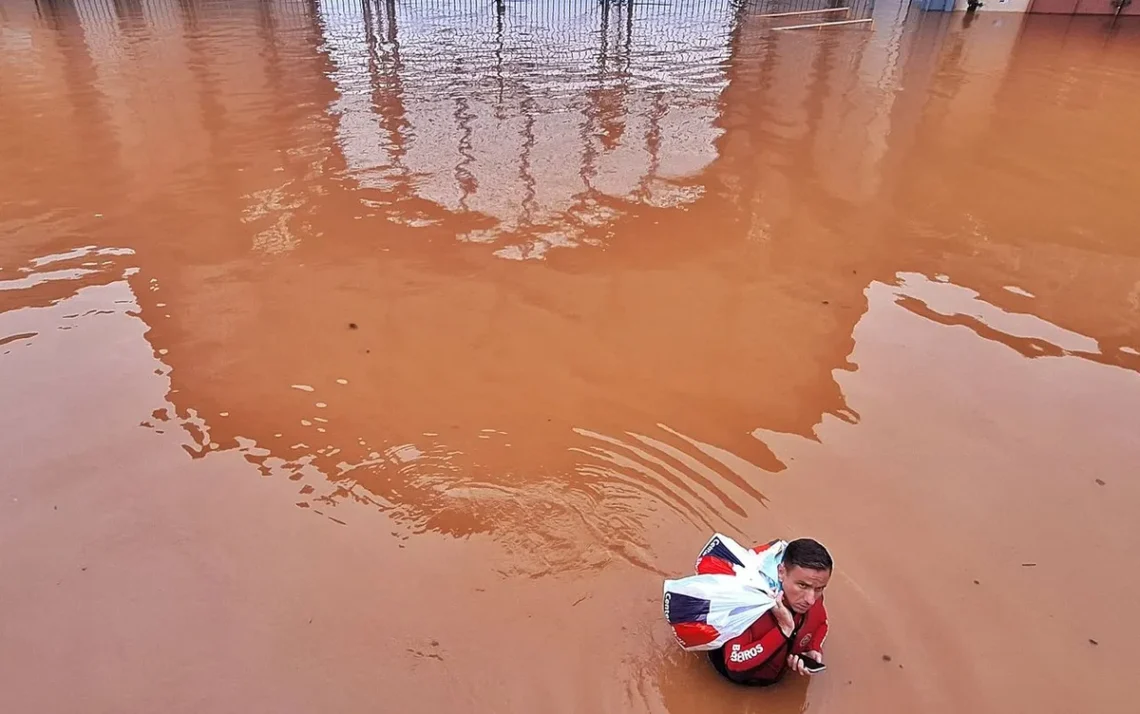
[783,538,833,572]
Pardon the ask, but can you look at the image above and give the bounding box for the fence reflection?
[17,0,879,259]
[32,0,876,29]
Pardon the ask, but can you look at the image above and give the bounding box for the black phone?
[797,655,826,673]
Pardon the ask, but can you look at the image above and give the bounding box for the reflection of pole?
[385,0,397,41]
[600,0,611,79]
[454,90,476,210]
[258,0,307,178]
[495,0,505,108]
[593,0,628,151]
[370,0,411,192]
[363,0,375,43]
[177,0,197,27]
[256,0,287,158]
[519,91,537,224]
[178,0,242,241]
[717,0,778,216]
[624,0,634,68]
[50,0,119,176]
[637,91,667,200]
[579,0,611,193]
[111,0,144,25]
[38,0,59,27]
[725,0,750,76]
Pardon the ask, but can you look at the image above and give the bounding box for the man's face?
[778,564,831,614]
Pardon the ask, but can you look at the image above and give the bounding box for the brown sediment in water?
[2,2,1140,712]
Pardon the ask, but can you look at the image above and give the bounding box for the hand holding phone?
[794,653,826,674]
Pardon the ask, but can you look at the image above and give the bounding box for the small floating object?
[291,384,315,392]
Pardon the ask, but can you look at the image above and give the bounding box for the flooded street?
[3,0,1140,712]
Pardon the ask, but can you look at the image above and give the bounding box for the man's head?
[777,538,833,614]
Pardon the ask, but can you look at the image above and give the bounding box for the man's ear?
[777,563,786,583]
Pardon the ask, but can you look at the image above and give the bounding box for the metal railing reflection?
[310,0,743,257]
[33,0,877,30]
[22,0,879,259]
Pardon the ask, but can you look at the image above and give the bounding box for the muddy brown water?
[3,1,1140,712]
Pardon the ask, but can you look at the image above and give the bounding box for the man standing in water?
[709,538,832,686]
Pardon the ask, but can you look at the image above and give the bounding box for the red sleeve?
[796,602,828,654]
[722,616,790,674]
[813,618,829,651]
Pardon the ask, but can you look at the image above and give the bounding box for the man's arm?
[788,610,828,676]
[813,618,828,652]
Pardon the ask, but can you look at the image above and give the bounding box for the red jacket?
[710,596,829,685]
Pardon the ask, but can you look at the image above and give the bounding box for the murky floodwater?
[3,0,1140,712]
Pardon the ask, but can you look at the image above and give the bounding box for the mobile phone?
[797,655,826,673]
